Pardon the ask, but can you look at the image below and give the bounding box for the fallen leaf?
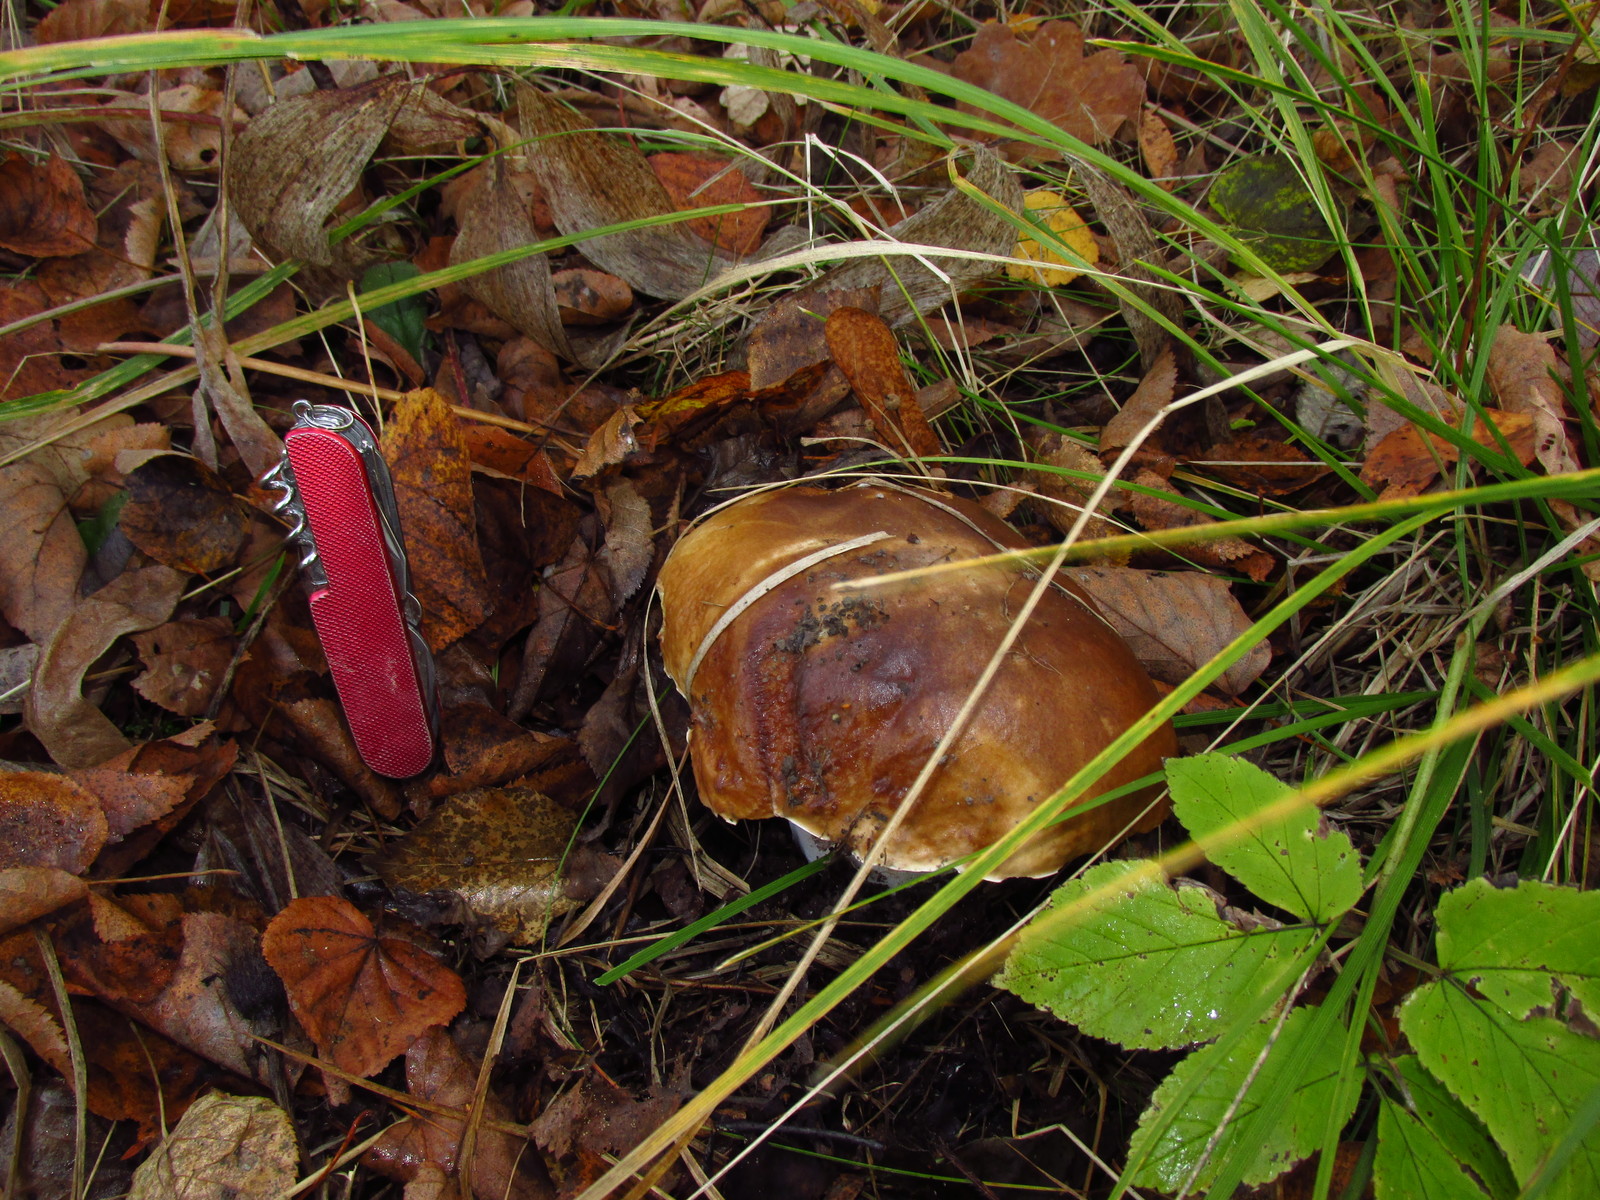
[70,746,193,843]
[509,534,616,720]
[1359,408,1536,500]
[747,287,881,390]
[34,0,149,43]
[381,389,492,651]
[529,1071,682,1163]
[1140,109,1181,187]
[0,154,97,257]
[552,268,634,325]
[118,453,249,574]
[0,280,102,399]
[950,21,1144,160]
[130,616,236,716]
[462,425,563,494]
[363,1027,553,1200]
[789,145,1025,327]
[648,151,770,256]
[127,1092,296,1200]
[274,679,404,820]
[517,84,732,300]
[95,85,241,173]
[1006,190,1099,287]
[1486,325,1578,478]
[1029,431,1125,546]
[24,564,188,768]
[0,867,88,936]
[1127,469,1275,580]
[262,895,466,1078]
[1200,434,1330,494]
[1065,566,1271,695]
[570,406,645,482]
[0,769,108,873]
[0,981,72,1080]
[1101,347,1178,453]
[597,478,654,605]
[825,307,941,458]
[372,786,577,944]
[0,431,90,645]
[422,704,571,801]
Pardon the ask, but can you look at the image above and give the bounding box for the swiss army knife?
[262,401,438,778]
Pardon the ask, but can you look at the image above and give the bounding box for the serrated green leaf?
[1168,753,1364,923]
[1375,1056,1515,1200]
[359,261,429,365]
[1400,981,1600,1200]
[996,860,1315,1050]
[1126,1004,1355,1190]
[1434,878,1600,1018]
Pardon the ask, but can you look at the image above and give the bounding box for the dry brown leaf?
[262,895,466,1078]
[1486,325,1579,478]
[1200,434,1330,495]
[1102,347,1178,452]
[130,616,236,716]
[1066,566,1270,695]
[371,786,577,944]
[747,287,881,391]
[648,151,770,256]
[0,281,103,399]
[70,746,193,843]
[570,406,644,482]
[0,867,87,936]
[509,535,615,720]
[118,453,249,574]
[0,427,90,645]
[1359,408,1537,500]
[462,425,563,495]
[825,306,941,458]
[34,0,149,43]
[275,681,403,819]
[95,85,240,173]
[951,21,1144,161]
[451,157,574,361]
[24,563,188,768]
[0,981,73,1082]
[552,268,633,326]
[1129,469,1275,581]
[517,85,732,300]
[597,477,654,606]
[0,772,106,873]
[0,154,97,258]
[789,145,1024,327]
[363,1027,553,1200]
[529,1072,682,1164]
[1030,431,1124,547]
[127,1091,296,1200]
[381,389,491,650]
[1139,109,1181,187]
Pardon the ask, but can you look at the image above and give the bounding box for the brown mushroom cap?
[656,483,1176,879]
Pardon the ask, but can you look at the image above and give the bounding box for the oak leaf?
[262,895,466,1078]
[951,21,1144,161]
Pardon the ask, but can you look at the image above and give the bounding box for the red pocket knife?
[262,401,438,778]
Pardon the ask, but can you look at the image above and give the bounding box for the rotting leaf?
[364,1027,553,1200]
[648,151,770,256]
[127,1091,297,1200]
[0,153,97,257]
[1006,190,1099,288]
[0,772,107,874]
[130,616,236,717]
[1066,565,1271,695]
[1208,153,1342,273]
[119,453,249,574]
[950,21,1144,160]
[517,84,732,300]
[1200,434,1330,495]
[24,564,188,768]
[372,786,577,945]
[597,478,654,606]
[261,895,466,1078]
[70,745,194,844]
[381,389,492,651]
[825,307,941,459]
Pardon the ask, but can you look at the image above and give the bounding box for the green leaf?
[1168,753,1364,923]
[995,860,1315,1050]
[76,491,128,556]
[1434,878,1600,1017]
[1126,1004,1356,1190]
[359,261,429,365]
[1207,153,1343,273]
[1375,1056,1515,1200]
[1400,981,1600,1200]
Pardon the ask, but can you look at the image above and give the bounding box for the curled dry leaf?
[381,389,491,650]
[24,564,188,768]
[119,453,249,574]
[517,84,732,300]
[1485,325,1578,478]
[261,895,467,1079]
[1066,565,1271,695]
[130,616,236,717]
[371,786,578,945]
[0,867,87,936]
[789,146,1025,327]
[648,151,770,256]
[825,307,941,458]
[951,21,1144,160]
[363,1027,553,1200]
[0,154,97,257]
[747,286,880,391]
[0,772,107,873]
[126,1092,296,1200]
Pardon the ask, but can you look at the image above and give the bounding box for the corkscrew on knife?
[262,401,438,778]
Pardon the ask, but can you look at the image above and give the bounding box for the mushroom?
[656,483,1176,880]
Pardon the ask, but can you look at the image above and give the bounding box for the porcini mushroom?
[656,483,1176,880]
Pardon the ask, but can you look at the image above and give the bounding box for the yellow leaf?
[1007,190,1099,287]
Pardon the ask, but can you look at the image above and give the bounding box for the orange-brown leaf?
[1139,109,1180,187]
[262,895,466,1078]
[1359,408,1536,500]
[0,771,107,874]
[648,151,770,257]
[1102,347,1178,453]
[129,616,235,717]
[0,867,88,936]
[825,307,941,459]
[551,268,633,326]
[0,154,97,258]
